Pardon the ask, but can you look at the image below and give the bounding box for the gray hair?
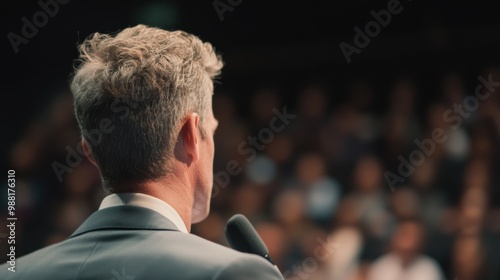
[70,24,223,190]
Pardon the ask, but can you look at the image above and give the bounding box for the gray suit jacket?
[0,205,284,279]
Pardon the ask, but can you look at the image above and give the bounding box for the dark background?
[3,0,500,142]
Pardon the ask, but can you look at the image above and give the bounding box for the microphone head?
[225,214,269,258]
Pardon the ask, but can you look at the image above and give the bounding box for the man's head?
[70,25,223,222]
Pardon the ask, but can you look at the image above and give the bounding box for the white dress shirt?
[99,193,189,233]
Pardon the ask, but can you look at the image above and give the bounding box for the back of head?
[70,25,223,191]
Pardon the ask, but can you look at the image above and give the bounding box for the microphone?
[225,214,275,265]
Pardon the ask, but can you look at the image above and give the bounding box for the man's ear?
[82,138,97,167]
[179,113,200,163]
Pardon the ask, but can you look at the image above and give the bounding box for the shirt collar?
[99,193,189,234]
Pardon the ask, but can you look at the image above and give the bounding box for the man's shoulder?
[176,235,283,279]
[148,231,248,263]
[140,231,280,273]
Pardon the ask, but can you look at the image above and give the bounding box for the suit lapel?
[69,205,179,238]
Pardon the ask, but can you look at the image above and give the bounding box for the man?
[368,218,444,280]
[0,25,283,279]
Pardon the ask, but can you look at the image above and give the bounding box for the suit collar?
[69,205,179,238]
[99,193,189,233]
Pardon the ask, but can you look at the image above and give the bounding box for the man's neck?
[113,173,194,232]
